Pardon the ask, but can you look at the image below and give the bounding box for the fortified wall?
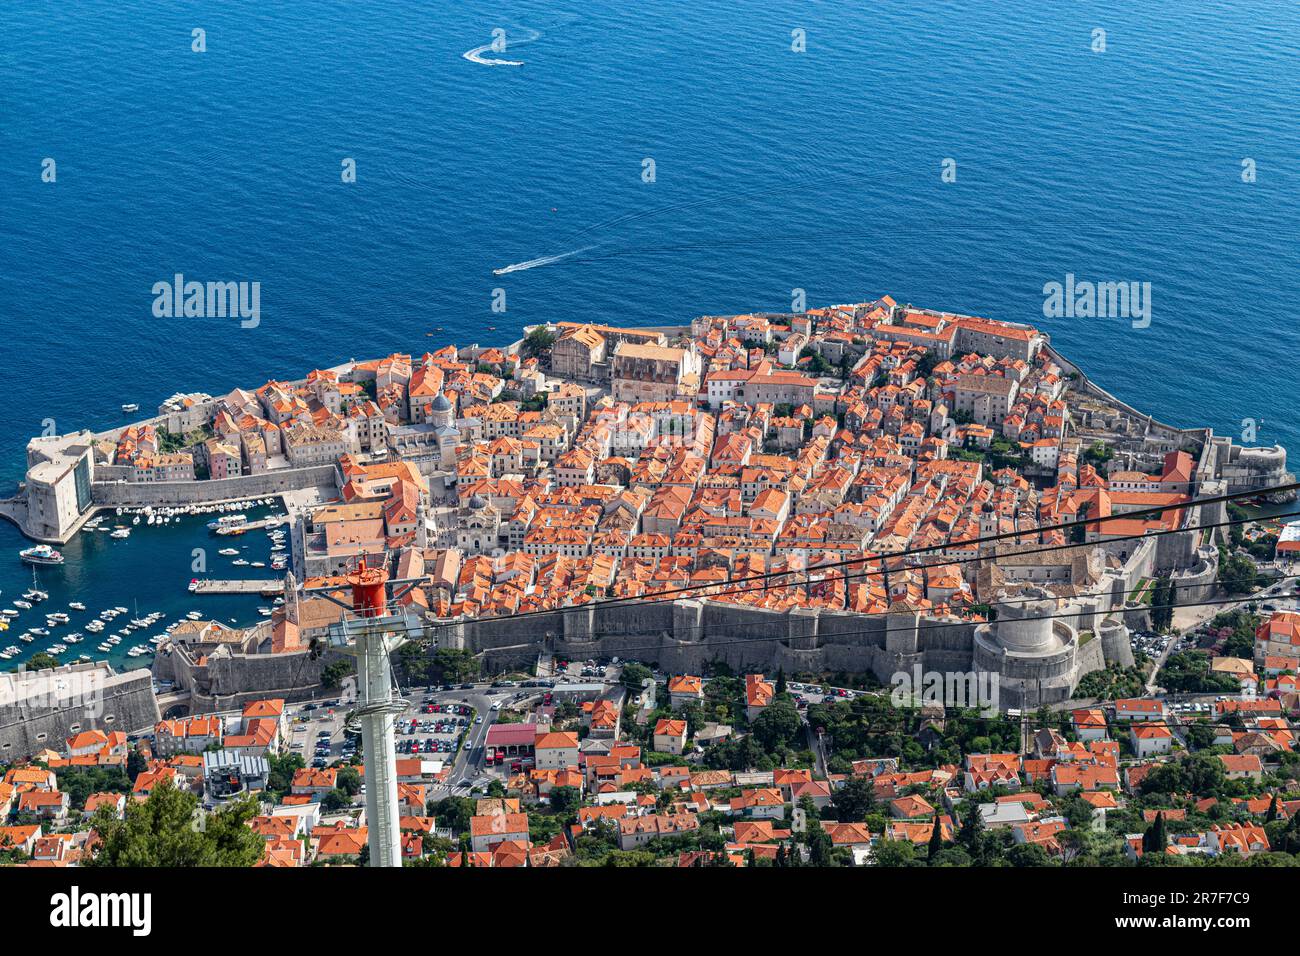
[0,663,160,762]
[152,640,347,715]
[91,464,338,508]
[433,595,1133,709]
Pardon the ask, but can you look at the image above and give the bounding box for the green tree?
[1150,577,1174,632]
[321,789,353,812]
[25,652,59,671]
[927,815,944,860]
[1143,812,1168,853]
[336,764,363,796]
[88,781,263,867]
[750,699,802,752]
[523,326,556,361]
[621,662,652,691]
[549,785,582,818]
[829,774,875,822]
[321,658,355,689]
[805,818,834,866]
[264,751,305,802]
[872,838,915,867]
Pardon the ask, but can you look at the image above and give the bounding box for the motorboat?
[19,545,64,566]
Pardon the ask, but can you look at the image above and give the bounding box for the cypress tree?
[927,815,944,860]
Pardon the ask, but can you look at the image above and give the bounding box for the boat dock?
[213,516,287,536]
[192,579,283,596]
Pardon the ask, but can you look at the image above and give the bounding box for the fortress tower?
[972,586,1086,709]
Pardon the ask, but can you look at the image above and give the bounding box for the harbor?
[0,497,291,673]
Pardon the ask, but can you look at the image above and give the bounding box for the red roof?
[485,724,539,748]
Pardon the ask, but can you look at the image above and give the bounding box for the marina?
[0,497,290,672]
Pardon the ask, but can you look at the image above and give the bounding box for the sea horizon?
[1,0,1297,665]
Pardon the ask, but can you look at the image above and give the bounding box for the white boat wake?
[493,245,594,275]
[463,27,541,67]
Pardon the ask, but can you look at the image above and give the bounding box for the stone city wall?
[0,667,160,761]
[91,464,338,508]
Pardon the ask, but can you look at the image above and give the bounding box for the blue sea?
[0,0,1297,666]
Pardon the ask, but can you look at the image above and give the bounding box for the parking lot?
[395,696,473,757]
[286,699,352,768]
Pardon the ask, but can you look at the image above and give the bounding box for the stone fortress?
[434,536,1162,710]
[0,662,160,759]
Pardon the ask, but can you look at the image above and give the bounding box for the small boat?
[218,548,240,557]
[207,514,248,532]
[121,403,139,413]
[250,561,266,568]
[110,529,131,539]
[232,559,250,567]
[29,627,48,636]
[12,601,30,610]
[98,643,112,652]
[19,545,64,566]
[19,633,35,643]
[69,602,86,611]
